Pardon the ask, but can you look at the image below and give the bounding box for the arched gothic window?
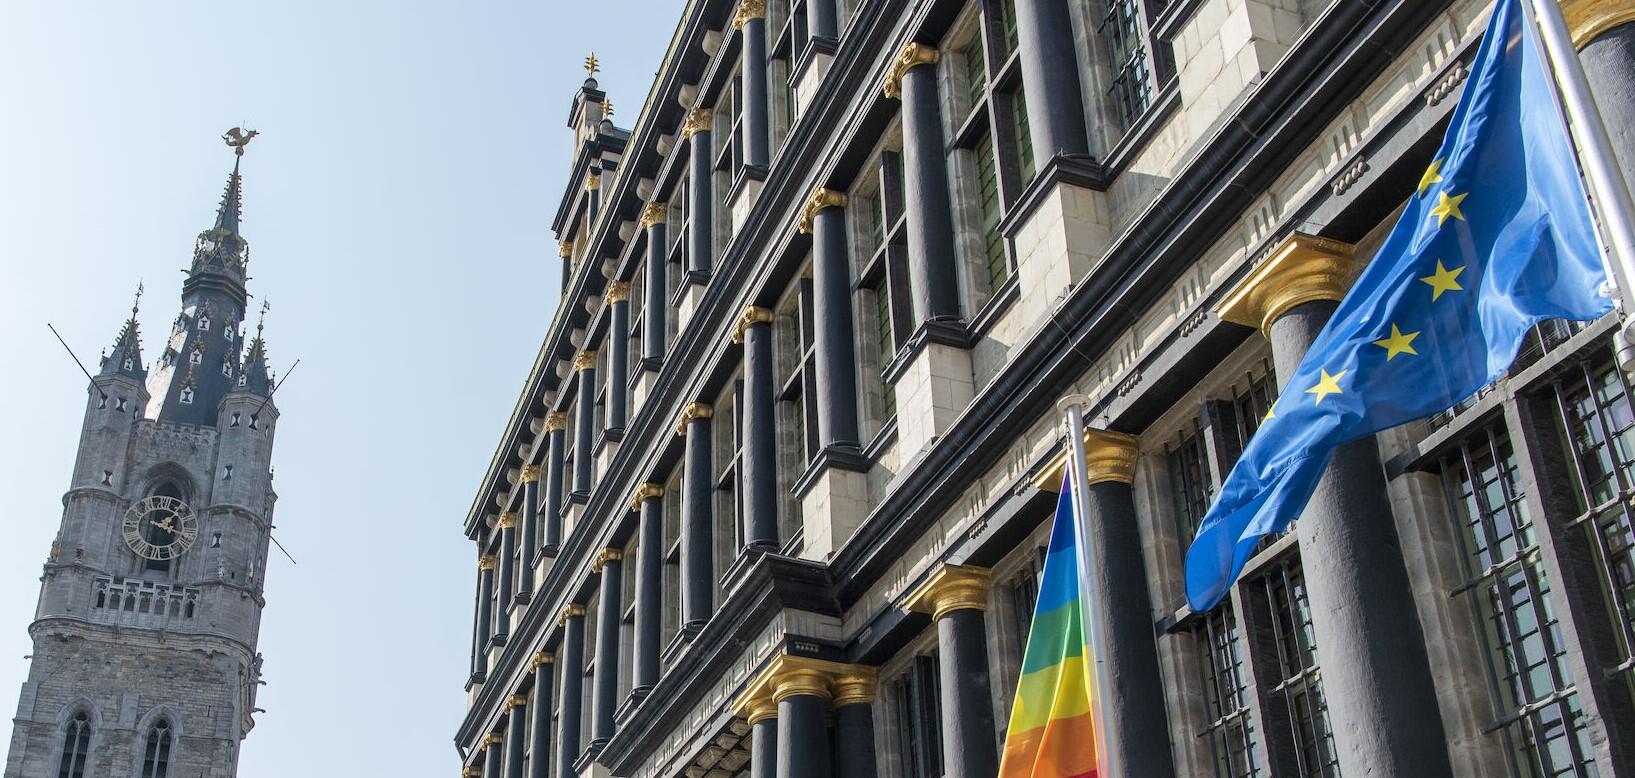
[188,349,202,366]
[197,315,210,331]
[55,709,90,778]
[179,387,194,405]
[140,717,172,778]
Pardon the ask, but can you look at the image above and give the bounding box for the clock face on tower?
[122,495,199,561]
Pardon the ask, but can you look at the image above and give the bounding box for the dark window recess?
[141,718,173,778]
[1197,603,1261,778]
[56,710,91,778]
[894,653,945,778]
[1097,0,1175,131]
[1251,559,1338,777]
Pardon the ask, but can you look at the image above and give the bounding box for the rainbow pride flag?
[998,477,1101,778]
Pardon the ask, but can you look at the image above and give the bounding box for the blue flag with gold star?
[1185,0,1614,611]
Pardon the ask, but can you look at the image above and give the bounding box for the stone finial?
[680,108,713,139]
[730,305,775,344]
[573,351,598,372]
[544,411,568,432]
[731,0,767,29]
[1215,233,1356,335]
[604,281,631,304]
[797,187,848,234]
[630,482,665,512]
[591,547,624,573]
[674,402,714,435]
[1033,428,1141,492]
[638,202,668,230]
[497,512,517,530]
[557,603,586,625]
[902,564,991,621]
[883,43,941,99]
[521,464,541,483]
[558,239,574,258]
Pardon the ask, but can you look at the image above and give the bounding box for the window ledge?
[594,427,626,454]
[968,277,1020,342]
[790,36,839,88]
[864,415,899,461]
[726,164,768,204]
[882,319,971,386]
[1102,82,1181,181]
[792,444,872,498]
[1151,0,1206,43]
[997,155,1108,241]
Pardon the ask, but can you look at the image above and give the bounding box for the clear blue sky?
[0,2,672,774]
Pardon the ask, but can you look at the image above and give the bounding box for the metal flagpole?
[1525,0,1635,372]
[1058,395,1115,778]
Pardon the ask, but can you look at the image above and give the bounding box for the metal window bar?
[1258,561,1338,777]
[1196,604,1262,778]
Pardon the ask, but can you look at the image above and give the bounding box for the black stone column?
[773,669,831,778]
[737,8,770,167]
[519,467,538,600]
[1013,0,1089,161]
[606,283,631,430]
[906,566,997,778]
[631,484,665,697]
[802,191,862,451]
[1076,432,1175,775]
[683,110,714,278]
[504,695,526,778]
[543,413,566,554]
[832,671,878,778]
[590,549,624,750]
[1217,236,1450,775]
[747,700,777,778]
[677,404,714,635]
[641,205,669,365]
[482,735,502,778]
[734,306,779,550]
[573,353,597,495]
[472,555,494,679]
[1581,20,1635,199]
[586,173,601,226]
[888,46,963,328]
[808,0,837,40]
[559,241,573,296]
[496,513,516,636]
[528,653,554,778]
[555,605,586,778]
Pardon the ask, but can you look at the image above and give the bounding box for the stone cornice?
[1215,233,1357,334]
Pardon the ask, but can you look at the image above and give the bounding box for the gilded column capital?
[680,107,713,139]
[729,305,776,344]
[584,174,601,192]
[903,564,992,621]
[630,482,665,512]
[558,239,574,258]
[521,464,541,483]
[883,43,941,99]
[604,281,631,304]
[674,401,714,435]
[771,665,832,705]
[557,603,586,625]
[1563,0,1635,46]
[744,696,778,724]
[731,0,767,29]
[572,351,598,372]
[478,555,496,571]
[497,512,517,530]
[463,767,482,778]
[797,187,848,234]
[1033,428,1141,492]
[831,666,878,707]
[530,650,554,669]
[504,693,527,711]
[483,733,502,746]
[1215,233,1357,335]
[638,201,668,230]
[544,411,568,432]
[591,547,624,573]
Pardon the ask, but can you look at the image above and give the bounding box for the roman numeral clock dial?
[121,495,199,561]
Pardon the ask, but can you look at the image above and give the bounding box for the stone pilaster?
[1215,233,1451,775]
[1013,0,1088,161]
[519,465,540,600]
[482,734,502,778]
[472,554,495,680]
[543,412,567,555]
[555,604,587,778]
[735,0,770,168]
[682,108,714,279]
[733,306,780,551]
[798,188,864,455]
[496,513,516,631]
[605,282,631,431]
[885,43,963,329]
[573,351,597,496]
[529,652,553,778]
[903,565,997,778]
[676,402,714,636]
[503,694,526,778]
[640,202,669,368]
[630,483,665,699]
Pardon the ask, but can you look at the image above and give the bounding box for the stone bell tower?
[4,130,282,778]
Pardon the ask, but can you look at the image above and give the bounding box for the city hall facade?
[456,1,1635,776]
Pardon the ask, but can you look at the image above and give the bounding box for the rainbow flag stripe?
[998,479,1100,778]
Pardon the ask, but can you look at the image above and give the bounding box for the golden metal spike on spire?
[584,52,600,77]
[222,127,259,157]
[131,281,144,319]
[603,98,614,117]
[257,300,270,336]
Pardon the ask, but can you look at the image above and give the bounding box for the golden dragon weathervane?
[222,127,259,157]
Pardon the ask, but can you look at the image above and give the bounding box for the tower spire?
[214,156,243,234]
[99,281,146,379]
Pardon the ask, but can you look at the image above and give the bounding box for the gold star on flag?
[1419,260,1466,301]
[1429,191,1468,227]
[1263,402,1276,423]
[1372,324,1420,360]
[1417,159,1445,196]
[1305,369,1346,406]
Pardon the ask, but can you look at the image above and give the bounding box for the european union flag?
[1185,0,1614,611]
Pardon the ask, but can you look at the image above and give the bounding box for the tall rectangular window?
[715,383,745,575]
[1251,559,1337,777]
[778,278,821,469]
[893,653,944,778]
[1167,421,1212,543]
[1097,0,1175,131]
[1197,604,1261,778]
[857,152,911,436]
[1439,424,1596,776]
